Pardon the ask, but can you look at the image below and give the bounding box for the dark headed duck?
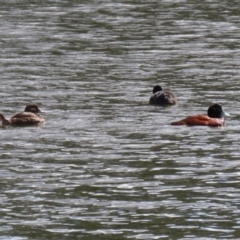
[171,104,229,127]
[149,85,176,105]
[0,104,45,126]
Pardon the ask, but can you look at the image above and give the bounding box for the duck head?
[153,85,163,94]
[24,104,43,113]
[207,104,229,118]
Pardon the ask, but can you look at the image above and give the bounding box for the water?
[1,1,240,239]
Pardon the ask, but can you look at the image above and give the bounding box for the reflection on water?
[1,1,240,239]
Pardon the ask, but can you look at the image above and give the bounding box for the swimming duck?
[171,104,229,127]
[0,104,45,126]
[149,85,176,105]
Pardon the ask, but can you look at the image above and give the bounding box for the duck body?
[0,104,45,126]
[10,112,44,125]
[149,85,176,105]
[171,114,224,127]
[171,104,228,127]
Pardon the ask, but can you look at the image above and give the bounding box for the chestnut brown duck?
[171,104,229,127]
[0,104,45,126]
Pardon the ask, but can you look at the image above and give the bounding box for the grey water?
[1,1,240,239]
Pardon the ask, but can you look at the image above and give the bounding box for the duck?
[171,104,229,127]
[149,85,176,105]
[0,104,45,126]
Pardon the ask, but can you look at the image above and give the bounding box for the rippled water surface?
[1,1,240,239]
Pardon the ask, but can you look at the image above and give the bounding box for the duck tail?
[0,114,11,125]
[170,120,185,125]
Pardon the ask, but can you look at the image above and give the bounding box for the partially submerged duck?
[149,85,176,105]
[171,104,229,127]
[0,104,45,126]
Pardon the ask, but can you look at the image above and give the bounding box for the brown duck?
[171,104,229,127]
[0,104,45,126]
[149,85,176,105]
